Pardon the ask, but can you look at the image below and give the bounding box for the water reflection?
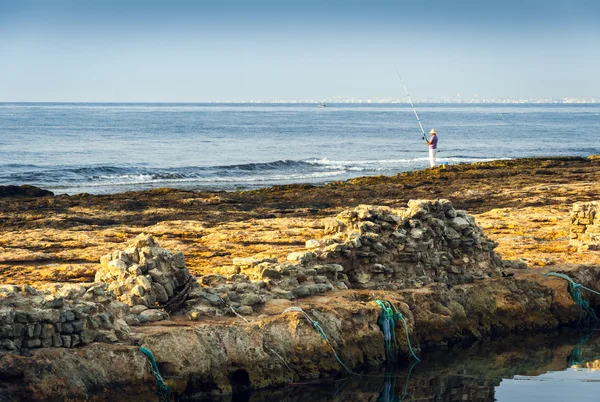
[377,360,418,402]
[569,328,600,369]
[192,329,600,402]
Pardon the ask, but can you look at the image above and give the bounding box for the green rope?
[545,272,600,326]
[374,300,398,362]
[568,326,600,367]
[218,295,298,381]
[283,307,359,375]
[140,346,171,402]
[283,305,420,380]
[398,359,419,402]
[374,300,420,362]
[376,359,420,402]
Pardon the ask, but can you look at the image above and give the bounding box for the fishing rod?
[394,66,428,143]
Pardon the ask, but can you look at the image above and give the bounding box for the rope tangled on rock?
[545,272,600,325]
[283,306,358,375]
[374,300,420,362]
[283,303,420,377]
[217,295,298,381]
[139,346,171,402]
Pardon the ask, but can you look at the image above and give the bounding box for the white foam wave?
[306,157,425,165]
[70,170,348,188]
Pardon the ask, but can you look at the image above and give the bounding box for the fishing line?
[394,66,427,144]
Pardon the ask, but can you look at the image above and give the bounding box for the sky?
[0,0,599,102]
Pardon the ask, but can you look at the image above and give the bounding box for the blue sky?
[0,0,598,102]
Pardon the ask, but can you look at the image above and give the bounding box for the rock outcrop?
[2,264,600,401]
[1,200,504,352]
[0,185,54,198]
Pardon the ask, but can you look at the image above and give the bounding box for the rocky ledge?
[1,264,599,401]
[1,193,600,401]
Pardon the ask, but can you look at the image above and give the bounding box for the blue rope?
[376,359,420,402]
[374,300,420,362]
[374,300,398,362]
[545,272,600,325]
[140,346,171,402]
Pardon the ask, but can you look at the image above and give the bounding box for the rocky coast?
[1,156,600,401]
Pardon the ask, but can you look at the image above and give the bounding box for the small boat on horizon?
[318,103,327,108]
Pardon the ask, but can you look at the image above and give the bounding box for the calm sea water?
[1,103,599,194]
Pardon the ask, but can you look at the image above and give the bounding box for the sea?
[1,102,599,195]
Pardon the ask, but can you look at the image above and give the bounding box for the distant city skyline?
[162,96,600,104]
[1,0,598,102]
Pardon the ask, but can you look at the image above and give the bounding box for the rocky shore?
[1,156,600,400]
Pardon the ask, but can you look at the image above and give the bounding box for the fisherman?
[426,129,438,167]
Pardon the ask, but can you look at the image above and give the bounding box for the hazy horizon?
[1,0,599,102]
[0,99,598,104]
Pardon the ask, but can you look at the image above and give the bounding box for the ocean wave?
[47,170,348,189]
[0,155,513,194]
[0,155,500,183]
[305,157,426,166]
[215,160,313,171]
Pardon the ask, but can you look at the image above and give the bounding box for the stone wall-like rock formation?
[186,200,503,316]
[95,234,197,309]
[187,200,503,319]
[313,200,502,289]
[570,201,600,252]
[242,200,502,291]
[185,261,344,319]
[0,233,207,353]
[0,283,129,353]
